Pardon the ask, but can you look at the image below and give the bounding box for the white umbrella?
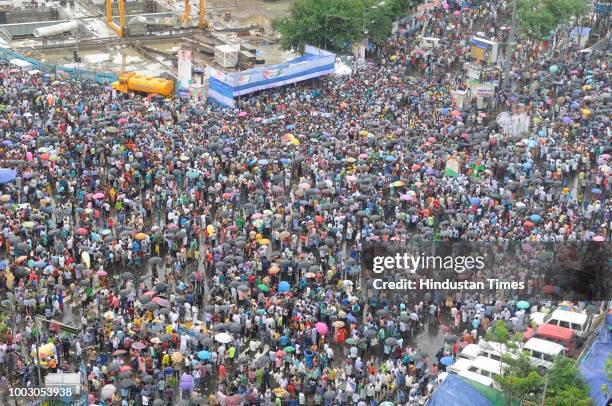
[101,384,117,399]
[215,332,233,344]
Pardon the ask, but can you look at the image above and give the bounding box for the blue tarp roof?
[579,323,612,406]
[427,374,492,406]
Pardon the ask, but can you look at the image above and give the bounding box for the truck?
[112,72,174,97]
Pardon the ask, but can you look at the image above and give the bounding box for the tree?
[485,321,543,405]
[543,357,593,406]
[517,0,589,39]
[273,0,407,53]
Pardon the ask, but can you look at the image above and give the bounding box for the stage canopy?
[208,45,336,107]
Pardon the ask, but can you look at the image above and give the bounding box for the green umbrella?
[345,338,357,345]
[257,283,269,293]
[105,126,118,134]
[284,346,295,353]
[22,221,35,228]
[186,170,199,179]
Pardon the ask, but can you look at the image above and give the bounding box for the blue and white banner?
[208,45,336,107]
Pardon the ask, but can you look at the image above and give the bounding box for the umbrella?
[516,301,530,310]
[215,333,232,344]
[315,322,328,335]
[131,342,145,350]
[120,379,134,389]
[100,384,117,399]
[440,356,454,366]
[384,337,397,346]
[324,390,336,400]
[197,350,211,361]
[278,281,290,293]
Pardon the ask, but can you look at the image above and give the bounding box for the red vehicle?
[523,324,576,356]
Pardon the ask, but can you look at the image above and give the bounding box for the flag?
[445,158,460,177]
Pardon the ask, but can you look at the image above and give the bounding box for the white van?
[458,369,496,388]
[478,340,510,361]
[449,357,473,374]
[460,344,481,360]
[523,338,564,372]
[467,356,506,379]
[545,310,590,339]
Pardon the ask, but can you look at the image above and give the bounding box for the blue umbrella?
[197,350,211,361]
[529,214,541,223]
[278,281,291,293]
[0,168,17,184]
[2,140,13,146]
[258,159,269,166]
[440,356,454,366]
[279,158,291,165]
[517,300,530,310]
[385,156,397,162]
[0,261,5,270]
[592,188,601,194]
[469,197,480,206]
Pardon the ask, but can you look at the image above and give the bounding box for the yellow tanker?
[112,72,174,97]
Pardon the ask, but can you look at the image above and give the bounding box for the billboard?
[177,49,193,90]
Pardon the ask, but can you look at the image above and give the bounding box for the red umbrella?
[523,220,535,228]
[77,227,88,236]
[112,350,127,355]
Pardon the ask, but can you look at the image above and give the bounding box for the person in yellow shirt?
[161,352,170,368]
[228,346,236,363]
[165,324,173,334]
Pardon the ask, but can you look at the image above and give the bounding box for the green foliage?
[605,354,612,381]
[273,0,407,53]
[486,320,510,343]
[544,357,594,406]
[517,0,589,38]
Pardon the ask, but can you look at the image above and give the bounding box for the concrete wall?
[102,0,168,14]
[0,7,67,24]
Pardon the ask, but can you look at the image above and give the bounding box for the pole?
[502,0,517,90]
[540,374,548,406]
[34,319,42,387]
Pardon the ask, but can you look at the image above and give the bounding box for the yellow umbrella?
[171,352,184,363]
[290,138,300,146]
[389,180,405,188]
[258,239,271,245]
[359,130,368,136]
[0,195,10,202]
[135,232,148,241]
[206,225,216,235]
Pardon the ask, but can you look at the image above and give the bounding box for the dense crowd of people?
[0,0,609,404]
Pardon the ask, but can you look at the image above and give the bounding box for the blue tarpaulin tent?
[579,322,612,406]
[427,374,492,406]
[0,168,17,184]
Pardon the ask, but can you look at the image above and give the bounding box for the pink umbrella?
[97,270,107,276]
[593,235,605,242]
[93,192,105,199]
[76,227,88,236]
[237,111,248,117]
[131,342,145,350]
[315,322,328,335]
[143,290,157,296]
[118,117,127,124]
[152,297,170,308]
